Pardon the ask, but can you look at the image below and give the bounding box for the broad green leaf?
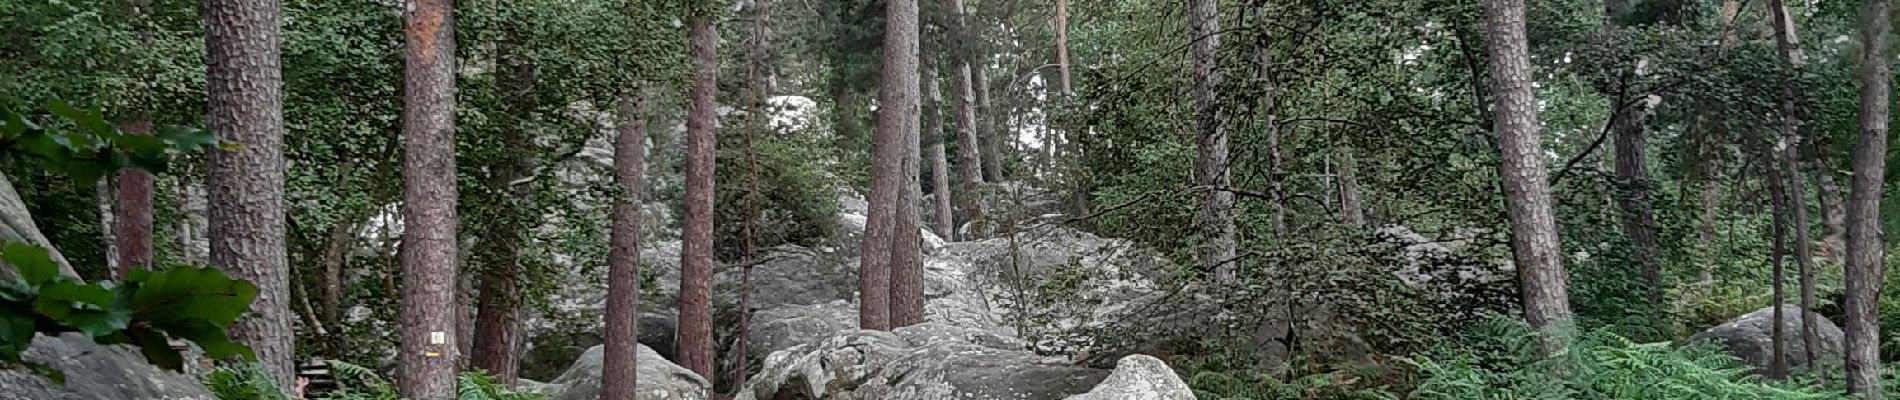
[3,243,60,288]
[127,266,259,327]
[125,328,183,371]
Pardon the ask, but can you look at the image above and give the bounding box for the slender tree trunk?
[470,17,536,384]
[676,12,719,379]
[975,58,1002,182]
[1603,0,1661,315]
[1250,4,1283,239]
[888,0,926,328]
[397,0,460,395]
[1769,162,1790,380]
[1843,0,1891,394]
[316,159,357,359]
[860,0,918,331]
[116,120,153,276]
[925,55,954,239]
[599,88,648,400]
[115,0,156,278]
[1188,0,1233,282]
[1484,0,1572,347]
[1816,167,1845,261]
[948,0,985,227]
[205,0,292,387]
[1768,0,1824,372]
[1339,146,1365,229]
[734,0,776,386]
[889,87,926,328]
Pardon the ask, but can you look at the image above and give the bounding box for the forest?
[1,0,1899,398]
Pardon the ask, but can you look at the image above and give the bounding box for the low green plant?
[0,241,257,382]
[206,360,544,400]
[1407,318,1846,400]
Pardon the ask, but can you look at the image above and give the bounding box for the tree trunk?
[860,0,918,331]
[975,57,1002,182]
[1339,146,1365,229]
[1768,162,1790,380]
[925,54,954,239]
[1767,0,1823,371]
[316,159,358,359]
[1844,0,1890,395]
[676,13,719,379]
[1484,0,1573,347]
[397,0,461,396]
[1816,169,1845,262]
[734,0,776,386]
[949,0,985,228]
[470,16,536,384]
[114,0,156,279]
[889,87,926,328]
[1188,0,1233,282]
[599,88,649,400]
[1250,5,1283,240]
[116,120,153,276]
[205,0,292,387]
[1603,0,1661,315]
[888,0,927,328]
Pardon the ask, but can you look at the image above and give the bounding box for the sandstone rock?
[1063,355,1195,400]
[733,325,1112,400]
[538,344,710,400]
[0,334,213,400]
[1687,305,1844,375]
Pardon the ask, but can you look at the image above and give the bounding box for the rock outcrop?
[537,344,710,400]
[0,334,213,400]
[1687,305,1844,375]
[734,324,1112,400]
[1062,355,1196,400]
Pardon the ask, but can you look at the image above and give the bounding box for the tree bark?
[1816,169,1845,262]
[1765,0,1823,371]
[677,13,719,379]
[861,0,919,331]
[205,0,292,387]
[114,0,156,278]
[397,0,461,396]
[1339,146,1365,229]
[1188,0,1233,282]
[599,88,648,400]
[1843,0,1890,395]
[888,0,927,328]
[948,0,985,227]
[469,16,536,384]
[975,58,1002,182]
[116,120,153,276]
[925,55,954,239]
[1768,162,1790,380]
[1484,0,1573,347]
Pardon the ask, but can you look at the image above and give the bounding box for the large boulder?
[537,344,710,400]
[1687,305,1845,375]
[0,334,213,400]
[1062,355,1195,400]
[734,324,1114,400]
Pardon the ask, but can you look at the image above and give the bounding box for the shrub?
[1407,319,1845,400]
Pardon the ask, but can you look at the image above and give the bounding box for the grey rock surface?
[0,334,213,400]
[1687,305,1844,375]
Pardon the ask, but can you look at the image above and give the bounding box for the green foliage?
[0,99,219,184]
[1408,319,1845,400]
[1184,349,1398,400]
[0,241,256,380]
[206,361,544,400]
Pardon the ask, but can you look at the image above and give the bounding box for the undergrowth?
[206,361,542,400]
